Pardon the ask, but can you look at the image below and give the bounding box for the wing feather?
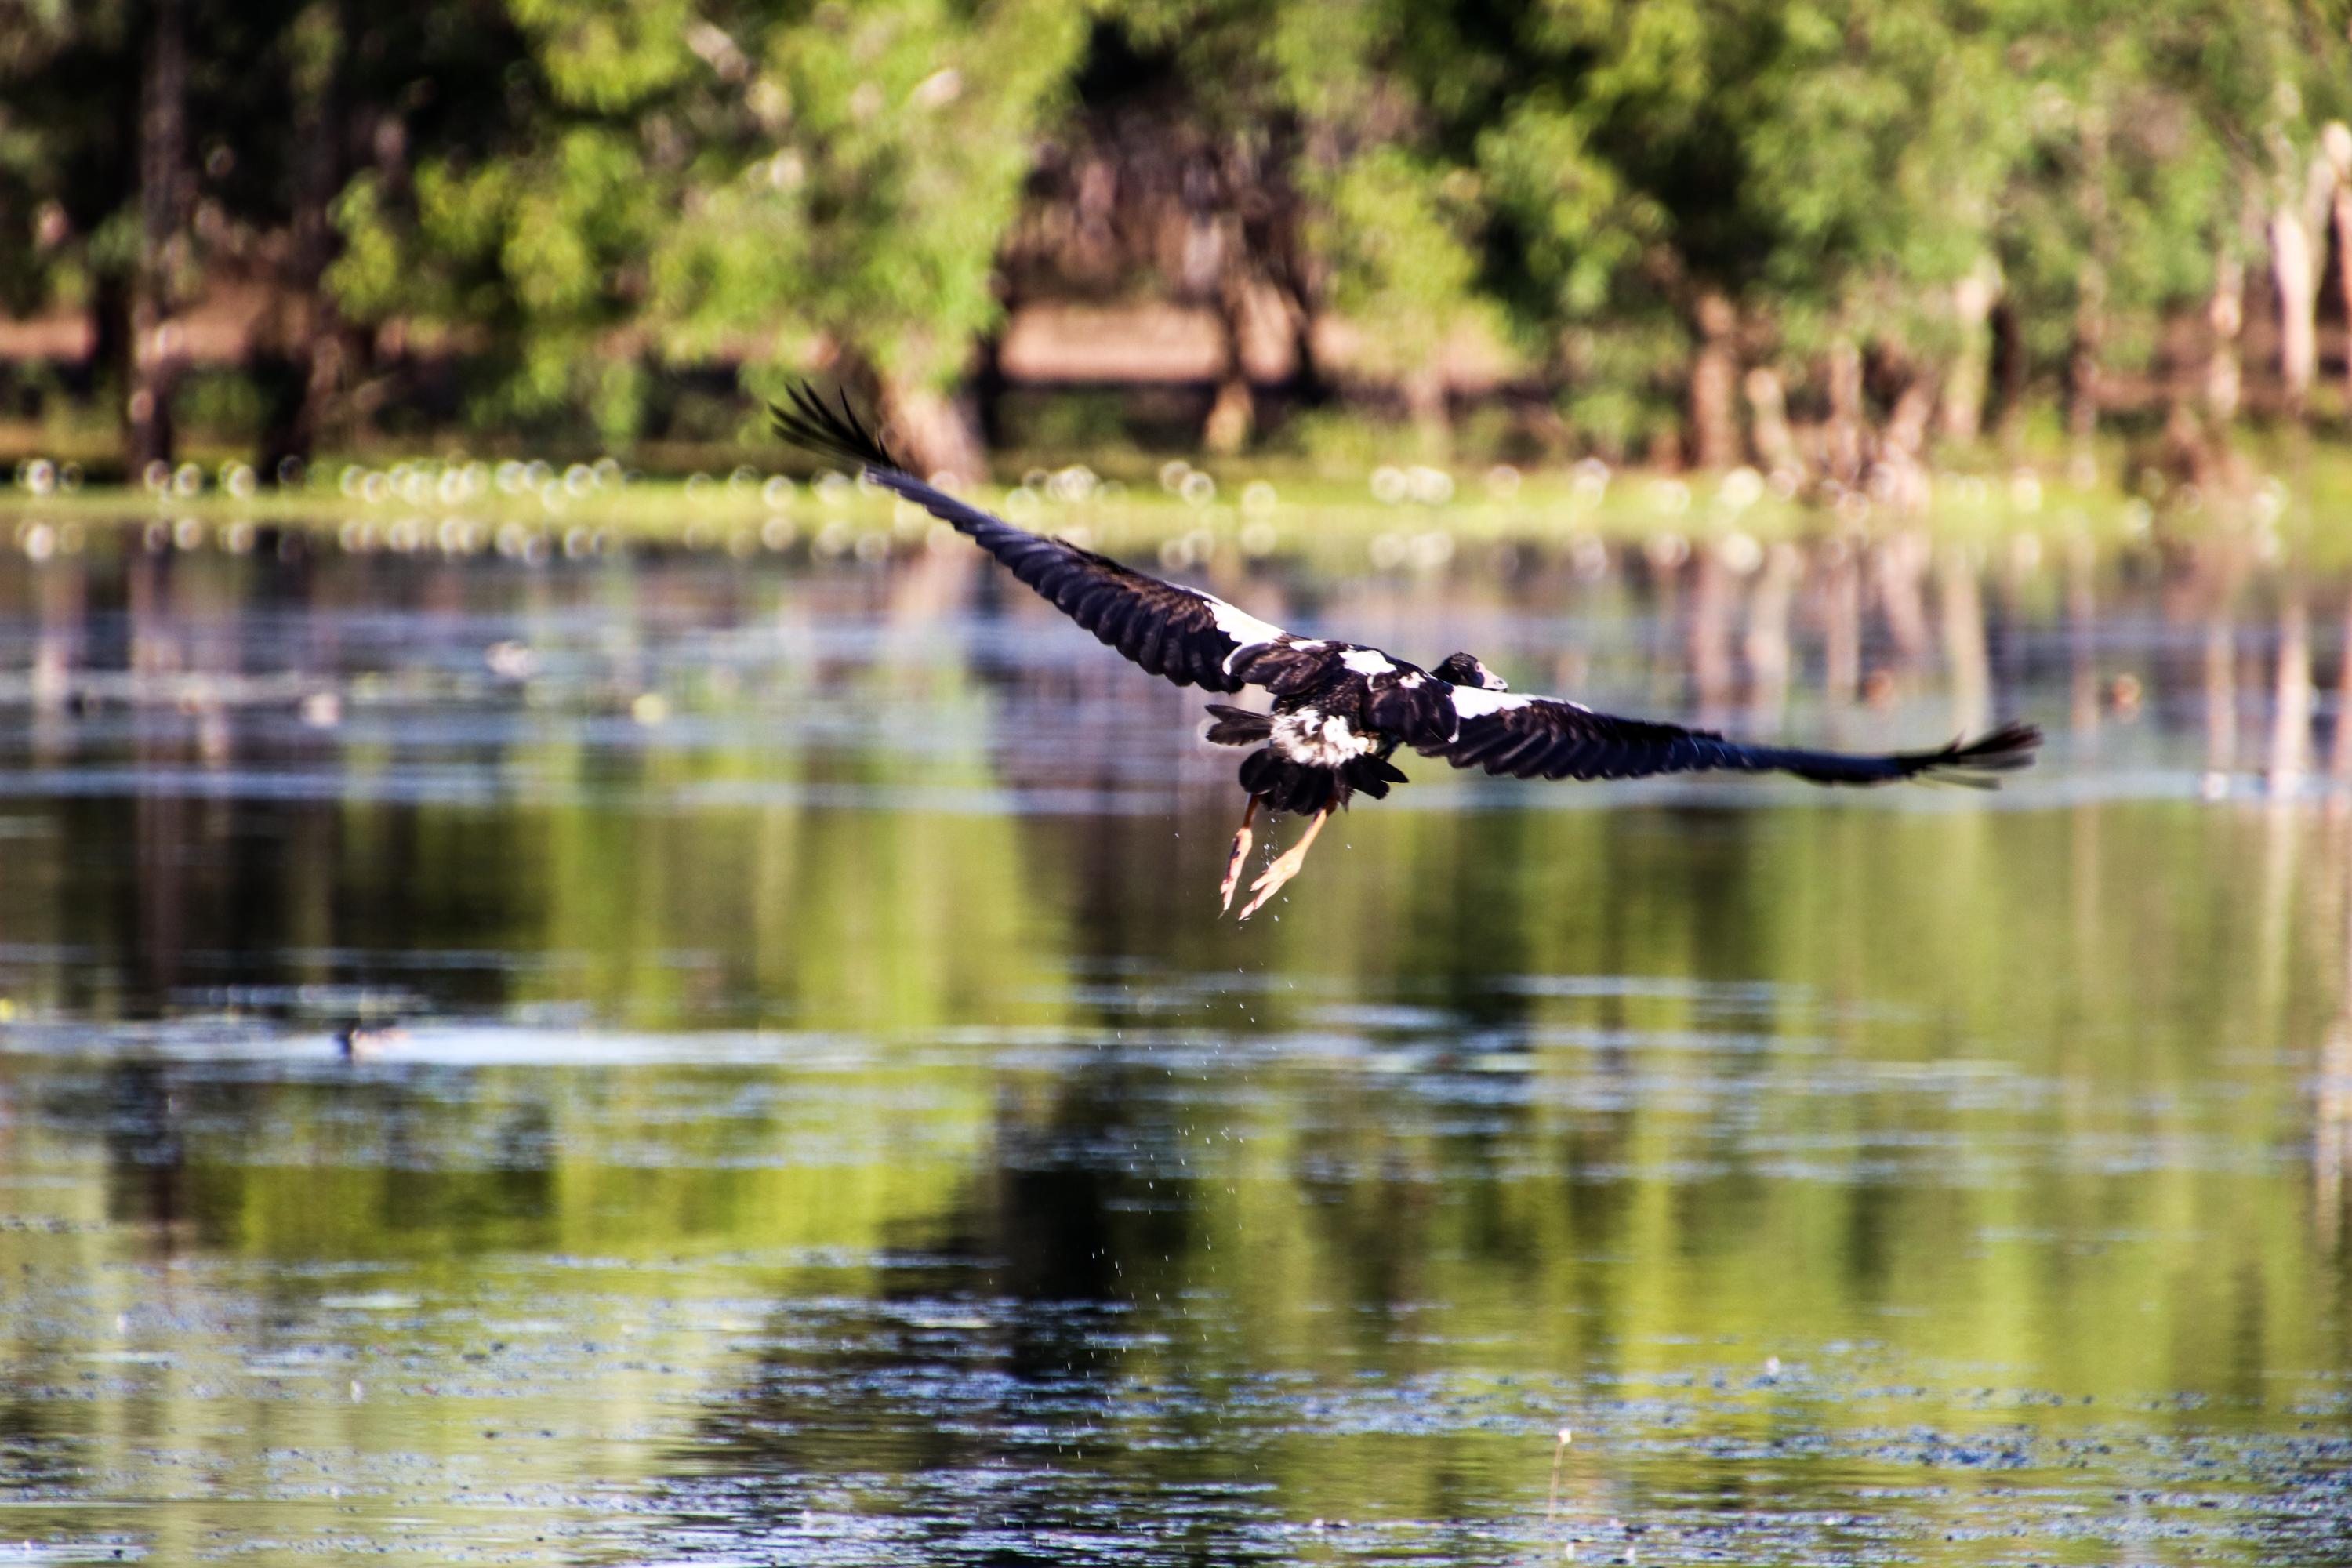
[1412,686,2040,788]
[771,383,1300,695]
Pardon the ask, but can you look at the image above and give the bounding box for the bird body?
[1270,706,1375,770]
[772,385,2040,917]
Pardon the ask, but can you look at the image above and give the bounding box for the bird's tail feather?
[1203,705,1273,747]
[1239,749,1338,814]
[1342,753,1409,800]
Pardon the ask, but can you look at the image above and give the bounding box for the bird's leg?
[1218,797,1260,913]
[1236,804,1332,920]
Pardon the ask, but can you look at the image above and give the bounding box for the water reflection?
[0,517,2347,1564]
[2,517,2338,1019]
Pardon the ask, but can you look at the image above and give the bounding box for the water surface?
[0,520,2347,1564]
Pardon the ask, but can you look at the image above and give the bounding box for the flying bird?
[772,385,2040,920]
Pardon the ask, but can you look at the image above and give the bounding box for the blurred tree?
[4,0,2352,480]
[1006,9,1314,456]
[1167,0,1494,452]
[0,0,463,471]
[1739,2,2028,475]
[1413,0,2043,473]
[253,0,352,474]
[128,0,187,470]
[328,2,672,448]
[2231,0,2352,427]
[0,2,147,456]
[1459,0,1763,465]
[1994,0,2347,476]
[1002,2,1495,455]
[649,0,1087,477]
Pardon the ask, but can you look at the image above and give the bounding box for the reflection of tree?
[99,1060,187,1240]
[652,1050,1241,1563]
[1938,546,1991,739]
[2272,593,2314,793]
[2067,535,2100,741]
[2317,818,2352,1241]
[0,526,2307,1033]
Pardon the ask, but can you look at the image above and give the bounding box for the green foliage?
[651,0,1087,403]
[1313,146,1494,376]
[509,0,697,111]
[0,0,139,315]
[5,0,2352,467]
[325,6,673,435]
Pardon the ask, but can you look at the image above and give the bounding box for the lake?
[0,514,2347,1565]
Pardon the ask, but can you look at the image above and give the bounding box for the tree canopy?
[1,0,2348,482]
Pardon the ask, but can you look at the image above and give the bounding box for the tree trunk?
[2272,203,2319,420]
[2160,401,2212,490]
[1688,291,1740,470]
[2335,162,2352,419]
[1883,368,1936,461]
[1824,340,1864,484]
[1878,367,1936,514]
[1285,286,1328,408]
[1940,258,1999,446]
[260,0,349,476]
[129,0,187,474]
[2067,115,2109,486]
[1202,377,1252,456]
[2067,262,2103,485]
[1401,366,1450,458]
[85,274,131,408]
[2273,149,2342,423]
[1989,298,2027,460]
[886,379,987,483]
[1743,367,1802,479]
[2333,121,2352,416]
[969,330,1008,452]
[2207,250,2245,426]
[1202,260,1254,455]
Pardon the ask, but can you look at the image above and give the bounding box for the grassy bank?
[1,433,2341,570]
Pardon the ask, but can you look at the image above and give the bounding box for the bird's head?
[1432,652,1507,691]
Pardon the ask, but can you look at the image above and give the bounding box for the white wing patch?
[1207,597,1290,650]
[1443,683,1541,742]
[1446,686,1534,720]
[1207,597,1298,674]
[1341,648,1396,677]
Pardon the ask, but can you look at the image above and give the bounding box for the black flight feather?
[768,382,900,473]
[769,382,2044,798]
[1412,695,2042,789]
[769,380,1319,696]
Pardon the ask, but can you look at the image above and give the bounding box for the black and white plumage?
[772,384,2041,917]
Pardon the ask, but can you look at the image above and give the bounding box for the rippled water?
[0,521,2347,1564]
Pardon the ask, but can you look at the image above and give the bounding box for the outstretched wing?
[772,383,1315,695]
[1415,684,2041,787]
